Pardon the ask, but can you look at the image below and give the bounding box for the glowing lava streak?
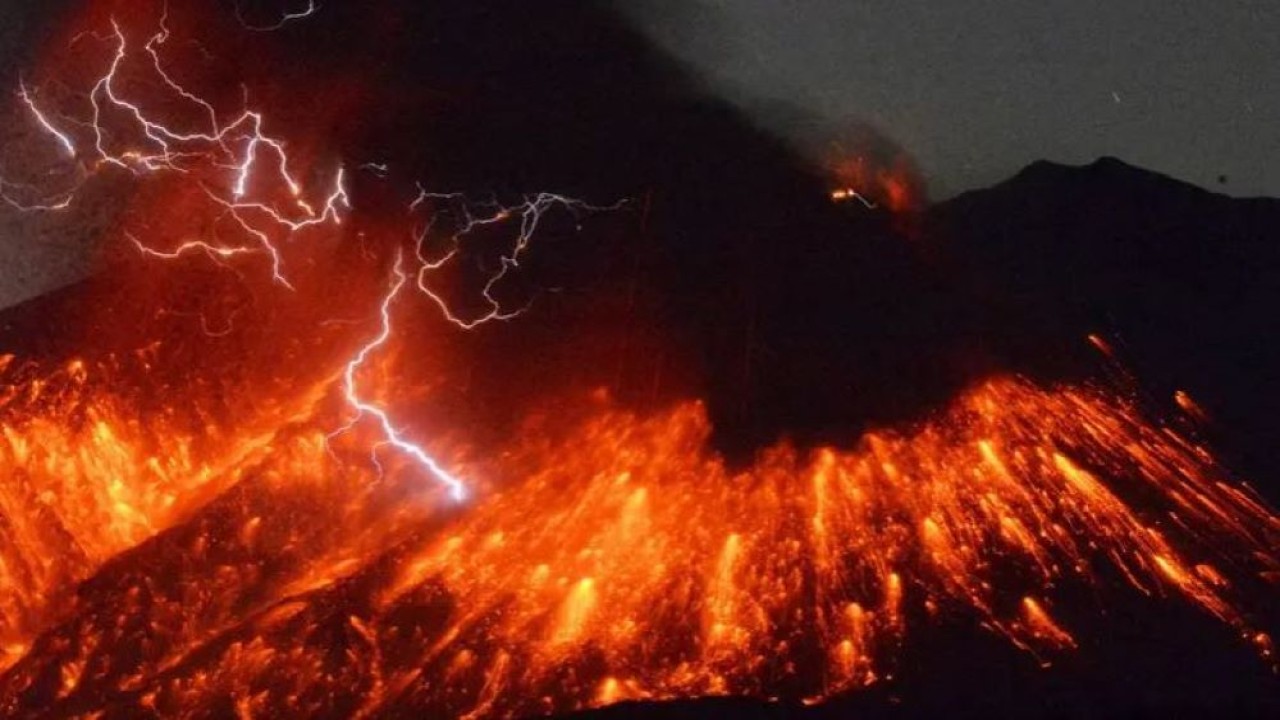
[2,376,1278,717]
[336,251,467,501]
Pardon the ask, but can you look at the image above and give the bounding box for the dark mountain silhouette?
[932,157,1280,488]
[557,156,1280,718]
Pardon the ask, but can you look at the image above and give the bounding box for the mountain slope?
[932,157,1280,487]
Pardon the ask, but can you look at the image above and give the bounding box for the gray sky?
[624,0,1280,199]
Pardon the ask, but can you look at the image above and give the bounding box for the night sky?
[623,0,1280,199]
[1,0,1278,305]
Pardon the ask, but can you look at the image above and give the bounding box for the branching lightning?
[410,189,623,329]
[13,15,349,287]
[334,250,468,501]
[5,10,618,501]
[329,192,620,498]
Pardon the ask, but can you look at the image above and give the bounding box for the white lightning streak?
[235,1,320,32]
[17,80,76,157]
[10,16,348,284]
[8,10,622,504]
[338,251,468,502]
[412,190,623,329]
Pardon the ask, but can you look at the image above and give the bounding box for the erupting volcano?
[0,2,1277,718]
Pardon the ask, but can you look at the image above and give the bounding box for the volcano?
[0,1,1278,718]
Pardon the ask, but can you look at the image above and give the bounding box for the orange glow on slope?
[1,369,1277,716]
[0,353,333,664]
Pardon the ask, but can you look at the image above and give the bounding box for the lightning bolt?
[16,79,76,158]
[12,14,348,287]
[336,250,468,502]
[3,82,82,210]
[234,0,321,32]
[410,189,623,329]
[330,192,621,498]
[5,9,622,502]
[0,177,75,212]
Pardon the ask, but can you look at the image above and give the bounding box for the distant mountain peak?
[939,156,1232,215]
[1006,156,1208,195]
[1016,155,1152,181]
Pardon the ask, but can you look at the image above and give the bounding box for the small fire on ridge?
[0,3,1277,718]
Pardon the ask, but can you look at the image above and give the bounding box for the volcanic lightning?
[334,250,468,501]
[11,9,623,504]
[410,189,622,329]
[234,0,321,32]
[330,190,618,498]
[14,14,350,286]
[16,81,76,158]
[10,13,502,501]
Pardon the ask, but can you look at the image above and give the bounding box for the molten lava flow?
[0,372,1277,717]
[0,4,1278,718]
[0,351,334,668]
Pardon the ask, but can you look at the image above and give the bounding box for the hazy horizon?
[622,0,1280,201]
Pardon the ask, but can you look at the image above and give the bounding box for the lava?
[0,3,1278,719]
[1,366,1277,716]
